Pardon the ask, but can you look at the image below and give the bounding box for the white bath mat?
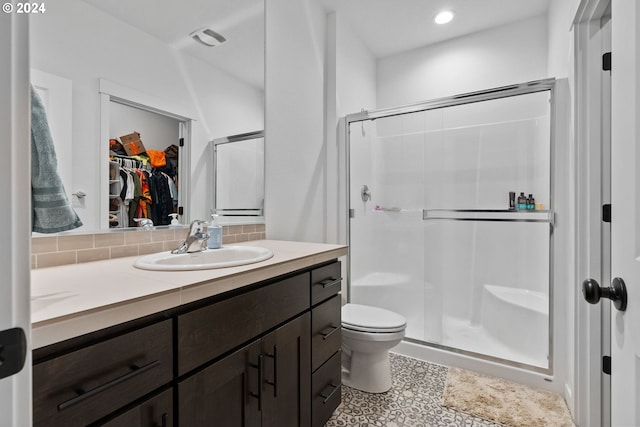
[442,367,575,427]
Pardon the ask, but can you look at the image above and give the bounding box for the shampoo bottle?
[207,214,222,249]
[517,192,527,210]
[527,194,535,210]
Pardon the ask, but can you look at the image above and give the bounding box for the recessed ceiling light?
[190,28,227,47]
[434,10,455,25]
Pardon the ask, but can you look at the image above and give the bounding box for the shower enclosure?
[346,79,556,373]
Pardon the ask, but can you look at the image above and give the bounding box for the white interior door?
[610,0,640,425]
[0,7,32,427]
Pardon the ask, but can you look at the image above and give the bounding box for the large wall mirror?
[30,0,264,234]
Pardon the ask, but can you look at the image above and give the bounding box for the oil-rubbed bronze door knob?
[582,277,628,311]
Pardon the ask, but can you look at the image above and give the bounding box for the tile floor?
[326,353,503,427]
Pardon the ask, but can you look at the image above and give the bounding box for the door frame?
[0,6,32,427]
[573,0,612,426]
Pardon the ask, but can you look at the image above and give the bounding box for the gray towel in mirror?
[31,86,83,233]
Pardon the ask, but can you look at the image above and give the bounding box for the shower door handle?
[582,277,628,311]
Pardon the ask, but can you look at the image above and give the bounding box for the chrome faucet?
[172,220,209,254]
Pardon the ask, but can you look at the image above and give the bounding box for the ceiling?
[81,0,264,89]
[320,0,551,58]
[79,0,550,90]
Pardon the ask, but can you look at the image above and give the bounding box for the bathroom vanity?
[31,240,346,427]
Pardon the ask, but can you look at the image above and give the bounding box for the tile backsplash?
[32,224,266,269]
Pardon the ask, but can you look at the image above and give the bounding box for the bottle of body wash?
[527,194,535,210]
[517,192,527,210]
[207,214,222,249]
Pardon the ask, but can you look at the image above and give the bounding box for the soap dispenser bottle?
[207,214,222,249]
[168,213,181,228]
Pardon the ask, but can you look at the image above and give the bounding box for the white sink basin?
[134,245,274,271]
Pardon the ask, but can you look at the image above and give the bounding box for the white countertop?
[31,240,347,349]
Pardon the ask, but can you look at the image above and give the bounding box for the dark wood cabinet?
[179,313,311,427]
[261,313,311,427]
[311,351,342,427]
[310,262,342,427]
[33,259,342,427]
[178,272,310,376]
[33,320,172,427]
[100,388,173,427]
[179,339,262,427]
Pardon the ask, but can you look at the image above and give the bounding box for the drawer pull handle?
[265,345,278,397]
[317,278,342,289]
[320,326,340,340]
[320,383,340,404]
[157,412,168,427]
[57,360,160,412]
[249,354,263,411]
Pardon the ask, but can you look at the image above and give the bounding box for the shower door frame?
[344,78,558,375]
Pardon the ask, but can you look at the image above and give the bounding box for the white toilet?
[341,303,407,393]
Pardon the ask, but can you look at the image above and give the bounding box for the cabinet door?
[99,388,173,427]
[261,313,311,427]
[179,340,261,427]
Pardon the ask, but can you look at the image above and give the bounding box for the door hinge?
[603,355,611,375]
[602,204,611,223]
[349,209,355,219]
[179,137,184,147]
[178,206,184,215]
[603,52,612,71]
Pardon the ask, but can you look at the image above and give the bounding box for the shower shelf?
[372,207,423,213]
[422,209,554,226]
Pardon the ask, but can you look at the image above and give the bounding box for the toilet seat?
[342,303,406,333]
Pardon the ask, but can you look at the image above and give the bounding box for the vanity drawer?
[101,388,173,427]
[311,350,342,427]
[33,320,172,427]
[311,261,342,306]
[311,294,341,372]
[178,272,310,375]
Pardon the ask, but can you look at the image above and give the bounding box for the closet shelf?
[422,209,554,225]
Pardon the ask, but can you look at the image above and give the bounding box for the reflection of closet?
[108,161,126,228]
[107,101,182,228]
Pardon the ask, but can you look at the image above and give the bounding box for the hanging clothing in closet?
[113,157,177,227]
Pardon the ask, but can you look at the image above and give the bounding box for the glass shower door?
[348,88,552,371]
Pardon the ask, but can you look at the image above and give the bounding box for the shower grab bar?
[422,209,554,226]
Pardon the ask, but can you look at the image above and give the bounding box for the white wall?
[548,0,582,78]
[335,16,377,116]
[109,103,180,152]
[325,12,377,244]
[376,15,549,108]
[30,0,263,230]
[546,0,582,417]
[264,0,327,242]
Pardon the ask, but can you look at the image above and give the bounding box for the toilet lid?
[342,303,407,333]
